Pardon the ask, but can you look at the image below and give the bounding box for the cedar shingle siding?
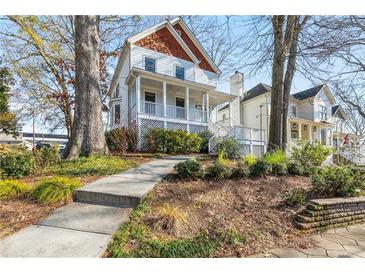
[135,27,193,62]
[173,23,215,73]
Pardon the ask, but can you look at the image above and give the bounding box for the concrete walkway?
[251,223,365,258]
[0,155,190,258]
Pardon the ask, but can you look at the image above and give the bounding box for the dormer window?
[145,57,156,73]
[175,66,185,80]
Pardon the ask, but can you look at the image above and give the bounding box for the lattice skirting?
[189,125,208,134]
[166,122,187,131]
[140,118,164,151]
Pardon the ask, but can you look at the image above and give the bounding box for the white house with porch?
[107,17,245,150]
[217,81,364,163]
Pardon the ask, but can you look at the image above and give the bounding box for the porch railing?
[139,101,207,122]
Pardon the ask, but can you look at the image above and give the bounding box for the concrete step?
[74,189,141,208]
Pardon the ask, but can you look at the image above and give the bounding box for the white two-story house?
[218,82,363,154]
[107,17,236,150]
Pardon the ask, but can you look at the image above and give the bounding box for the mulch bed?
[0,199,64,239]
[143,175,316,257]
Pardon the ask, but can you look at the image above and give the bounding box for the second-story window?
[145,57,156,73]
[175,66,185,80]
[320,105,327,120]
[292,105,297,117]
[115,83,120,98]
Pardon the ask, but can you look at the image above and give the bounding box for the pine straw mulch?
[140,175,316,257]
[0,175,100,240]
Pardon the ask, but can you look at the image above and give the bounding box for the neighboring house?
[107,17,238,150]
[218,81,363,159]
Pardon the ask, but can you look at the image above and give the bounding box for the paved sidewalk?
[0,155,190,258]
[251,223,365,258]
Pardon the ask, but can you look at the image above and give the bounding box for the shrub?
[105,128,127,154]
[243,154,256,168]
[249,160,272,177]
[0,180,29,200]
[34,145,61,170]
[283,187,307,206]
[53,156,137,176]
[174,159,202,179]
[0,146,35,178]
[263,149,286,165]
[126,126,138,152]
[216,137,240,160]
[197,130,214,153]
[205,160,232,180]
[287,161,304,176]
[231,160,249,178]
[146,129,202,154]
[311,166,364,198]
[291,141,332,170]
[31,176,81,204]
[272,162,288,175]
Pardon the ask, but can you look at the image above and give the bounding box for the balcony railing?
[139,101,207,122]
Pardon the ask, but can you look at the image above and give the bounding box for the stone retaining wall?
[295,196,365,231]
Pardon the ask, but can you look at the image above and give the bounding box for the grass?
[51,156,137,176]
[31,176,81,204]
[0,180,30,200]
[107,197,246,258]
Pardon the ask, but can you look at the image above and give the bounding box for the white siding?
[296,101,314,120]
[241,95,270,130]
[313,90,332,122]
[130,45,218,86]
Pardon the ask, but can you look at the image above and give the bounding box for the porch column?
[287,122,291,143]
[185,87,190,120]
[136,75,141,113]
[308,124,312,143]
[202,92,206,121]
[298,122,302,140]
[163,81,167,117]
[206,92,210,119]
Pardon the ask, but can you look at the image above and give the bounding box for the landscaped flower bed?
[0,145,147,239]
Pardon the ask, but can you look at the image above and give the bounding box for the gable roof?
[292,84,325,100]
[128,20,199,64]
[241,83,272,102]
[332,105,348,119]
[170,17,220,74]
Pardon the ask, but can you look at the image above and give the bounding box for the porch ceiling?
[288,117,335,127]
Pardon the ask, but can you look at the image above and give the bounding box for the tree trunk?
[282,16,309,150]
[63,15,108,159]
[268,15,285,151]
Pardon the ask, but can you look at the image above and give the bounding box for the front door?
[144,92,156,115]
[176,97,185,119]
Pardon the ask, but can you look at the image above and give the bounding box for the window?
[291,105,297,117]
[114,104,121,124]
[145,92,156,102]
[222,114,227,120]
[175,66,185,80]
[144,92,156,115]
[320,105,327,120]
[176,97,185,108]
[144,57,156,72]
[115,84,120,98]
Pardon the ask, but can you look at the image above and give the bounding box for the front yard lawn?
[107,174,315,258]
